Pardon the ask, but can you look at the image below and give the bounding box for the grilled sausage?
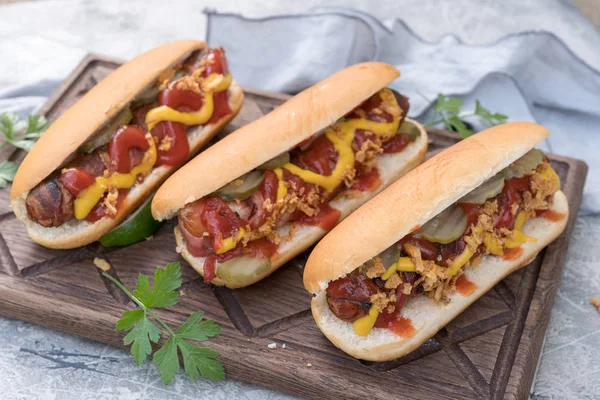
[26,177,74,227]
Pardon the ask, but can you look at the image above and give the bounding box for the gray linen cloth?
[205,7,600,214]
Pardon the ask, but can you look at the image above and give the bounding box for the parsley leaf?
[0,161,18,189]
[98,261,224,385]
[134,262,182,308]
[424,94,509,139]
[122,312,162,365]
[434,94,463,116]
[178,340,224,381]
[474,100,508,125]
[0,112,49,153]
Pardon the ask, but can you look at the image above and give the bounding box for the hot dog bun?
[10,40,243,249]
[151,62,403,221]
[175,118,428,288]
[303,122,569,361]
[310,190,567,361]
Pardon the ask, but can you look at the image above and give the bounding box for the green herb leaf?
[474,100,508,125]
[424,95,509,138]
[447,116,474,139]
[0,161,18,189]
[178,340,224,382]
[176,311,221,342]
[0,113,50,189]
[116,309,145,331]
[434,94,463,115]
[100,262,223,385]
[123,313,161,365]
[134,262,182,308]
[153,336,180,385]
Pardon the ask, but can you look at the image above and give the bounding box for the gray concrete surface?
[0,1,598,399]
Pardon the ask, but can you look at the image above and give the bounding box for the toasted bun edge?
[303,122,550,294]
[152,62,402,221]
[310,190,568,361]
[10,83,243,249]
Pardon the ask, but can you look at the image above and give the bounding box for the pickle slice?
[377,245,401,268]
[504,149,544,179]
[397,120,421,141]
[81,107,133,153]
[215,171,264,201]
[416,204,468,244]
[100,194,163,248]
[257,152,290,171]
[131,70,186,107]
[459,173,505,204]
[216,256,272,286]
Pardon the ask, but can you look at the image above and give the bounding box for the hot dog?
[11,40,243,248]
[304,122,569,361]
[151,62,429,288]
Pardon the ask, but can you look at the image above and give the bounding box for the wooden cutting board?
[0,54,588,400]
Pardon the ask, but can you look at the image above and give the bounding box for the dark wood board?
[0,54,588,400]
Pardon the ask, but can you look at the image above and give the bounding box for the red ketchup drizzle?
[108,126,150,173]
[382,134,412,154]
[351,168,381,192]
[536,209,565,222]
[374,273,417,337]
[459,202,480,229]
[85,189,128,223]
[496,176,531,229]
[59,168,96,197]
[290,134,337,176]
[456,275,477,296]
[296,204,341,230]
[245,238,278,259]
[152,48,231,166]
[246,170,279,229]
[502,247,524,261]
[204,47,232,124]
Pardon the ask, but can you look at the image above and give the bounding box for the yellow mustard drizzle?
[74,135,157,219]
[279,88,400,193]
[273,167,288,201]
[505,211,537,248]
[145,73,232,131]
[353,305,379,336]
[217,228,246,255]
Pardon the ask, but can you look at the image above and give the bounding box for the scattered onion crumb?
[282,343,286,349]
[93,258,111,272]
[267,343,277,349]
[591,298,600,313]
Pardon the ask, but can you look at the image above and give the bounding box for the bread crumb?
[93,257,111,272]
[267,343,277,349]
[179,290,185,296]
[145,235,153,241]
[591,298,600,313]
[307,363,312,367]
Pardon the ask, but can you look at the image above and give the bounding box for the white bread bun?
[311,190,568,361]
[304,122,550,293]
[152,62,402,221]
[176,118,428,288]
[10,40,243,249]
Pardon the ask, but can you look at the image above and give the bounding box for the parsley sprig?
[100,262,224,384]
[0,112,50,188]
[424,94,508,138]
